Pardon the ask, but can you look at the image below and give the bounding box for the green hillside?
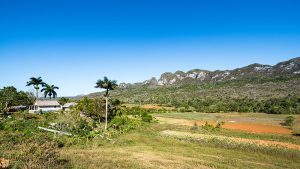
[88,57,300,114]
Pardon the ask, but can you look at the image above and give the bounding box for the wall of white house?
[29,106,62,113]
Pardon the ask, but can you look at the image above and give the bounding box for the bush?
[71,119,93,137]
[202,122,215,131]
[284,116,296,127]
[141,112,152,122]
[110,116,142,133]
[202,121,224,131]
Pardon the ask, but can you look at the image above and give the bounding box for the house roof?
[35,100,60,106]
[62,102,77,108]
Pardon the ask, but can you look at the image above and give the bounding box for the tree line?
[148,96,300,114]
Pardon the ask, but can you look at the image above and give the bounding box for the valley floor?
[60,113,300,169]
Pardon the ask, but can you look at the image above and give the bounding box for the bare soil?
[156,117,292,135]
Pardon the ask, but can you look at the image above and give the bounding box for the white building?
[29,100,62,113]
[62,102,77,111]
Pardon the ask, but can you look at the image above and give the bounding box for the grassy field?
[153,112,298,124]
[60,122,300,169]
[58,112,300,169]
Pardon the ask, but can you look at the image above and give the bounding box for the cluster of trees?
[75,97,122,124]
[156,96,300,114]
[111,77,300,114]
[0,76,60,115]
[0,86,34,114]
[26,77,59,100]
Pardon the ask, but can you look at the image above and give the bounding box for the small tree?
[58,97,70,105]
[110,99,124,117]
[95,77,118,130]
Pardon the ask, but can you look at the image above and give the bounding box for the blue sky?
[0,0,300,96]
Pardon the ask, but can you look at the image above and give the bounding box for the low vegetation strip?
[160,130,300,151]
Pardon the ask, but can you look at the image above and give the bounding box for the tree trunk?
[36,89,39,103]
[105,96,108,130]
[4,102,8,115]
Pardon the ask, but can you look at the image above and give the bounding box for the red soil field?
[223,123,292,135]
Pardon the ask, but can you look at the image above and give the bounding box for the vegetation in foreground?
[1,110,300,168]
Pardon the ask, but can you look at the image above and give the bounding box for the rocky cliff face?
[119,57,300,88]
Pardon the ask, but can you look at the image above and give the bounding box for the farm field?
[59,112,300,169]
[154,112,299,135]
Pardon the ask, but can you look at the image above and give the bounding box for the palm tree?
[95,76,118,130]
[26,77,45,101]
[41,84,59,100]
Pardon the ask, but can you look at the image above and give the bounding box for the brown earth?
[124,104,174,110]
[142,105,163,109]
[156,117,292,135]
[223,123,292,135]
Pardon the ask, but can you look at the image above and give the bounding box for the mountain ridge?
[119,57,300,89]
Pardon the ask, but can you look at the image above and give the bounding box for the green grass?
[153,112,297,123]
[61,123,300,169]
[293,117,300,135]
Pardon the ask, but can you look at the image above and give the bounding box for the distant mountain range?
[86,57,300,108]
[118,57,300,89]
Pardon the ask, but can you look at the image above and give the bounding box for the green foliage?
[71,119,93,137]
[110,115,142,133]
[26,76,44,90]
[0,86,34,114]
[284,116,296,127]
[41,84,59,100]
[75,97,105,121]
[123,107,156,123]
[95,76,118,97]
[141,112,153,122]
[202,121,224,131]
[58,97,70,105]
[0,113,71,168]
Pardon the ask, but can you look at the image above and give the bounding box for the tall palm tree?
[95,76,118,130]
[26,77,45,101]
[41,84,59,100]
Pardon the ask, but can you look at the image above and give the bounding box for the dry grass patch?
[161,130,300,151]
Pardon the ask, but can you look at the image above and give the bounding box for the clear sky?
[0,0,300,96]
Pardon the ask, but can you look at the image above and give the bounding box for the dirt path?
[156,117,292,135]
[161,130,300,151]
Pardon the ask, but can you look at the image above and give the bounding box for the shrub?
[202,121,224,131]
[202,121,215,131]
[284,116,295,127]
[215,121,225,129]
[110,116,142,133]
[141,112,152,122]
